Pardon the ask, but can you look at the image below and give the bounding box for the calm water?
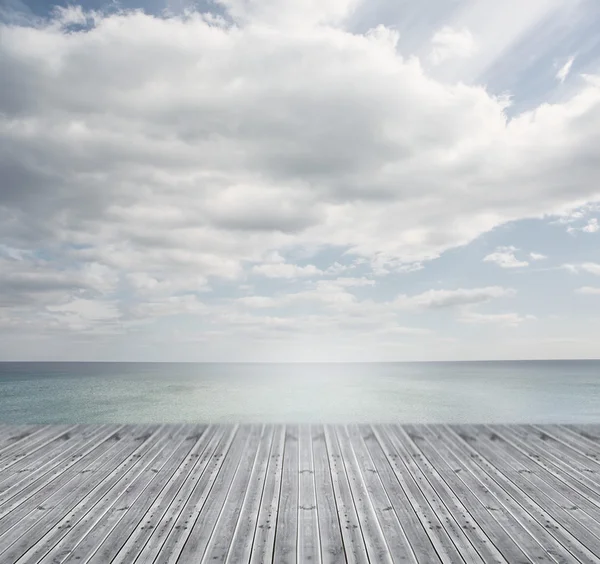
[0,361,599,424]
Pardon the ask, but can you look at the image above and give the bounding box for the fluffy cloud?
[459,311,536,327]
[2,3,600,356]
[565,263,600,275]
[483,247,529,268]
[576,286,600,295]
[529,252,547,261]
[394,286,515,309]
[556,55,575,83]
[429,26,476,64]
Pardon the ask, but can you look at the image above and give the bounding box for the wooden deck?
[1,425,600,563]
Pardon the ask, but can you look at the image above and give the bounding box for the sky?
[1,0,600,361]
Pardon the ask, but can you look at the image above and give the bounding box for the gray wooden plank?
[336,425,405,564]
[199,425,266,563]
[404,425,528,564]
[367,425,465,564]
[414,424,564,563]
[273,424,300,564]
[531,425,600,470]
[0,426,53,457]
[498,426,600,502]
[389,425,511,564]
[226,425,275,564]
[0,425,78,473]
[161,425,251,563]
[110,425,220,564]
[0,426,131,535]
[135,425,239,563]
[310,425,345,564]
[472,425,600,560]
[55,425,193,563]
[544,425,600,453]
[0,425,114,508]
[298,425,321,564]
[476,426,600,555]
[0,425,92,482]
[323,425,369,564]
[2,425,159,562]
[249,425,286,564]
[438,425,599,563]
[348,425,440,564]
[380,425,495,564]
[485,426,600,523]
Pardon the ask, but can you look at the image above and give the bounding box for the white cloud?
[459,311,536,327]
[252,262,323,279]
[582,218,599,233]
[395,286,515,310]
[576,286,600,295]
[529,252,546,261]
[483,246,529,268]
[131,295,206,318]
[565,263,600,275]
[556,55,575,84]
[430,26,476,65]
[2,5,600,358]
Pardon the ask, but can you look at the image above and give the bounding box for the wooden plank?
[531,425,600,470]
[348,425,440,564]
[158,425,251,563]
[484,426,600,523]
[134,425,239,563]
[249,425,286,564]
[110,425,220,564]
[335,426,403,564]
[226,425,275,564]
[0,425,113,508]
[0,425,78,473]
[477,427,600,553]
[498,426,600,502]
[381,425,498,563]
[0,426,131,533]
[0,425,92,482]
[367,426,464,564]
[310,425,345,564]
[438,425,599,563]
[200,425,266,563]
[323,425,369,564]
[273,424,300,564]
[297,425,321,564]
[399,425,548,563]
[52,425,193,563]
[1,425,159,562]
[543,425,600,452]
[0,426,54,457]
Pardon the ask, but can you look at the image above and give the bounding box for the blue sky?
[1,0,600,361]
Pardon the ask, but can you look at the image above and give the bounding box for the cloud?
[576,286,600,295]
[483,246,529,268]
[429,26,476,65]
[459,311,536,327]
[582,218,599,233]
[564,262,600,275]
[556,55,575,84]
[529,252,546,260]
[2,5,600,355]
[395,286,515,309]
[252,262,323,279]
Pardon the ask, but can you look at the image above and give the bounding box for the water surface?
[0,360,599,424]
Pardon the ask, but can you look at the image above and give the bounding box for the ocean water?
[0,360,599,424]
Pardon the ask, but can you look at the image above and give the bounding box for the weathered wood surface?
[0,424,599,563]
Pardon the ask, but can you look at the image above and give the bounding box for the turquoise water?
[0,361,599,424]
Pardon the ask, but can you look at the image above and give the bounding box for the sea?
[1,360,599,424]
